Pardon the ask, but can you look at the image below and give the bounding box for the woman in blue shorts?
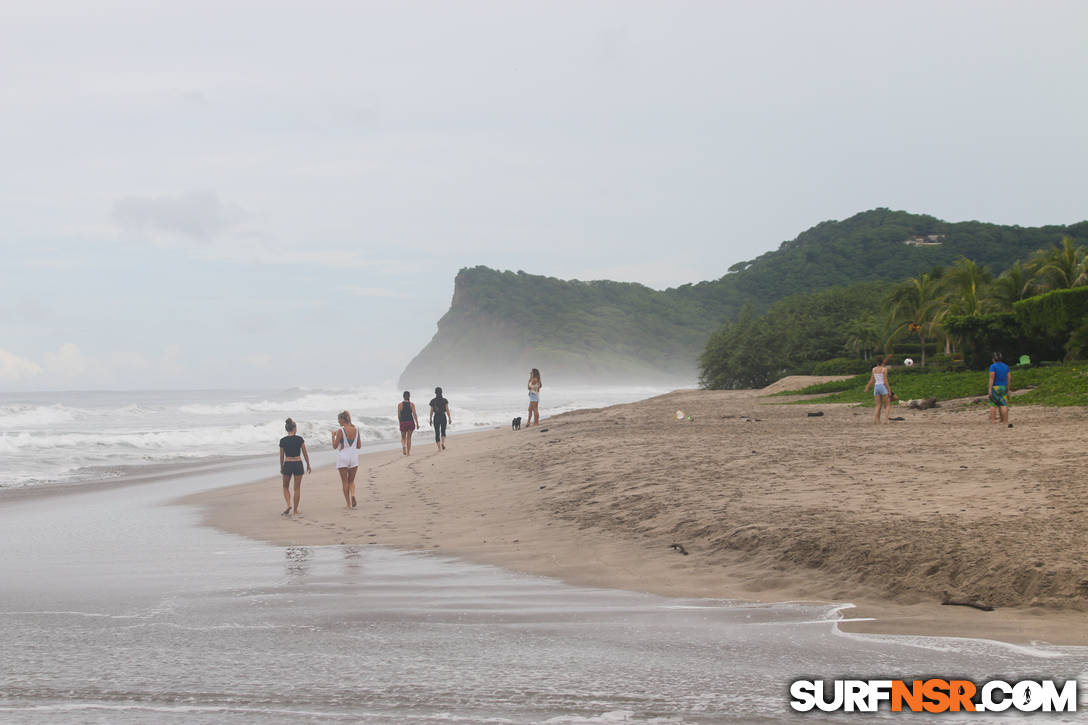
[863,357,893,425]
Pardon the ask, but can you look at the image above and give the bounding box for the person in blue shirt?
[988,352,1011,425]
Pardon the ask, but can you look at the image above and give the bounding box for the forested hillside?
[716,208,1086,304]
[399,267,728,386]
[701,239,1088,389]
[400,209,1087,387]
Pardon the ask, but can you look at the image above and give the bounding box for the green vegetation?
[711,209,1087,309]
[400,266,731,385]
[701,231,1088,389]
[401,207,1088,386]
[774,364,1088,407]
[699,283,884,389]
[942,312,1020,369]
[1014,287,1088,360]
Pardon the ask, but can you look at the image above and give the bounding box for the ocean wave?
[0,419,397,457]
[0,402,172,429]
[178,387,398,417]
[0,386,671,489]
[0,404,79,428]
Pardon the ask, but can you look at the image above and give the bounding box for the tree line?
[700,237,1088,389]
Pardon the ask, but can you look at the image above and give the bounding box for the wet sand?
[15,472,1081,724]
[186,384,1088,646]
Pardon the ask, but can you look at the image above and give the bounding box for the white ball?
[903,357,914,367]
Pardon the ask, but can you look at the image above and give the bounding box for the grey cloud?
[181,90,208,105]
[112,190,244,242]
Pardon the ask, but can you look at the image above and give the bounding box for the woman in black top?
[279,418,311,516]
[429,387,452,451]
[397,392,420,456]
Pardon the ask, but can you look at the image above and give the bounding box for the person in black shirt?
[398,392,420,456]
[429,387,452,451]
[279,418,311,516]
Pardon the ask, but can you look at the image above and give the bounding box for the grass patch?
[772,364,1088,406]
[769,376,863,395]
[1014,365,1088,405]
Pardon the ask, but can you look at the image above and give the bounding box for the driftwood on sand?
[941,590,995,611]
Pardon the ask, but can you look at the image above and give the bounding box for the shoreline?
[0,455,278,503]
[181,386,1087,646]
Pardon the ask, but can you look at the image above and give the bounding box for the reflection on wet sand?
[342,545,363,574]
[285,545,312,579]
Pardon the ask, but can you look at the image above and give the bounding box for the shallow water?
[0,465,1085,724]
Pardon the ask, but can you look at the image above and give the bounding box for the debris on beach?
[806,411,824,417]
[941,590,995,611]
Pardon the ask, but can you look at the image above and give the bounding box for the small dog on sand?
[512,416,522,431]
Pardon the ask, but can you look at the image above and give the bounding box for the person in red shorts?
[397,391,420,455]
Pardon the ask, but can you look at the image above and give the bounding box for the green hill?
[399,209,1087,387]
[399,266,726,386]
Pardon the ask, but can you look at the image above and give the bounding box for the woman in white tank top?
[332,411,360,509]
[863,357,893,425]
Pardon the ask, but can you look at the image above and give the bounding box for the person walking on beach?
[332,411,360,509]
[526,368,542,427]
[988,352,1011,425]
[863,357,893,424]
[429,386,451,451]
[279,418,311,516]
[398,392,420,455]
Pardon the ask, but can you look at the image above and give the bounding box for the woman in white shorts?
[526,368,542,427]
[332,410,360,508]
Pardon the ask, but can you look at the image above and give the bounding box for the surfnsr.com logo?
[789,678,1078,713]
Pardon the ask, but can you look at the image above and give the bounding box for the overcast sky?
[2,0,1086,391]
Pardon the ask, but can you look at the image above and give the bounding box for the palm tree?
[1028,236,1088,291]
[885,273,944,367]
[877,308,902,355]
[943,257,991,316]
[843,313,881,360]
[937,258,992,354]
[987,261,1036,312]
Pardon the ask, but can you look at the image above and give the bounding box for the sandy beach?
[186,383,1088,646]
